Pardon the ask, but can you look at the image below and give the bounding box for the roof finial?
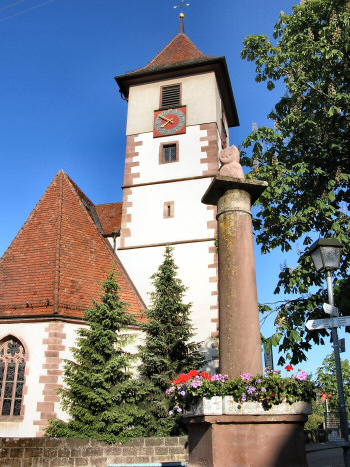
[174,1,189,34]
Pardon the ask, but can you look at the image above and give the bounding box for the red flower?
[285,365,294,371]
[200,371,211,380]
[177,373,189,383]
[188,370,199,378]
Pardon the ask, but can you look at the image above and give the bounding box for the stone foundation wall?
[0,436,189,467]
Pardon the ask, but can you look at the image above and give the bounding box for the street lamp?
[308,238,350,466]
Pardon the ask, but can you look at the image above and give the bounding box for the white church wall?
[0,320,144,437]
[0,322,49,437]
[117,240,218,369]
[132,125,211,184]
[124,178,214,247]
[126,73,221,136]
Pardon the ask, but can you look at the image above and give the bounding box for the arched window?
[0,338,26,416]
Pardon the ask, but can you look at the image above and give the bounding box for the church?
[0,14,239,437]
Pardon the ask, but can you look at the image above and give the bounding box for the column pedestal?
[185,414,308,467]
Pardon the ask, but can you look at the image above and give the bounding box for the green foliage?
[304,399,325,430]
[167,369,315,412]
[139,245,207,391]
[45,269,147,444]
[240,0,350,364]
[137,245,207,436]
[315,353,350,415]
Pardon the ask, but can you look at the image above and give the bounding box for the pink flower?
[296,370,308,381]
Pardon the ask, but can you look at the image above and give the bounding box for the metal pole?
[326,270,350,466]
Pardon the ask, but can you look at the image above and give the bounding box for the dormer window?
[161,84,180,108]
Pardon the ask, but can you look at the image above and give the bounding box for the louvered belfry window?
[0,338,26,417]
[161,85,180,108]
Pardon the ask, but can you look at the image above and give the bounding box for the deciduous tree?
[240,0,350,364]
[316,353,350,416]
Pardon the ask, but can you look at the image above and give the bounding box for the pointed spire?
[179,12,185,34]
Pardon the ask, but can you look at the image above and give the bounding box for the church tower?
[115,16,239,366]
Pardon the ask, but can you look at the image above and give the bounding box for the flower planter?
[184,396,311,417]
[222,396,312,415]
[183,396,222,417]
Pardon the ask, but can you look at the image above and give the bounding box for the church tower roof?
[115,33,239,127]
[0,171,145,321]
[141,32,207,71]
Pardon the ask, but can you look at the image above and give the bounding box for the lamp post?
[308,238,350,466]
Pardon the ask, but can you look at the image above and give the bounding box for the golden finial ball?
[179,12,185,18]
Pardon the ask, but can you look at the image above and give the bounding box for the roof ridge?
[53,171,64,313]
[139,33,206,71]
[145,33,187,68]
[0,171,63,267]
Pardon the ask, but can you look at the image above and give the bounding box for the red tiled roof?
[0,171,145,322]
[95,203,122,236]
[141,33,207,70]
[115,33,239,127]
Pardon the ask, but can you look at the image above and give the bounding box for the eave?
[115,56,239,128]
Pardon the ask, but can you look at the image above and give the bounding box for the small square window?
[164,144,176,162]
[159,142,179,164]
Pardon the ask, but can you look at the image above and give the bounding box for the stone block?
[50,458,75,467]
[57,447,70,458]
[9,447,24,458]
[83,447,104,458]
[124,437,144,447]
[87,457,107,467]
[166,437,180,446]
[144,437,165,446]
[23,447,44,458]
[2,459,24,467]
[43,447,58,458]
[0,448,10,458]
[74,458,88,466]
[138,446,155,456]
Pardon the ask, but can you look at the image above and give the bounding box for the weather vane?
[174,0,189,33]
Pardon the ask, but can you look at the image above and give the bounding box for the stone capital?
[201,175,268,207]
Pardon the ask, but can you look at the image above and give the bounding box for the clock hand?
[161,118,174,128]
[160,115,173,123]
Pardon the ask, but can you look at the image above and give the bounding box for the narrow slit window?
[163,201,174,219]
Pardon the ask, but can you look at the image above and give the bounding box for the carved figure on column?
[219,145,244,179]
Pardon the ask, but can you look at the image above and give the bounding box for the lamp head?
[308,238,342,273]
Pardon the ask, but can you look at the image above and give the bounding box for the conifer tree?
[45,269,146,444]
[139,245,207,393]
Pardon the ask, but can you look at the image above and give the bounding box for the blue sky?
[1,0,347,375]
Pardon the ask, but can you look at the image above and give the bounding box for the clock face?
[154,107,186,137]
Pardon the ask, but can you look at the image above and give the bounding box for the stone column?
[202,176,268,378]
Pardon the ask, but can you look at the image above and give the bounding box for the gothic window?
[161,84,181,108]
[0,338,26,417]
